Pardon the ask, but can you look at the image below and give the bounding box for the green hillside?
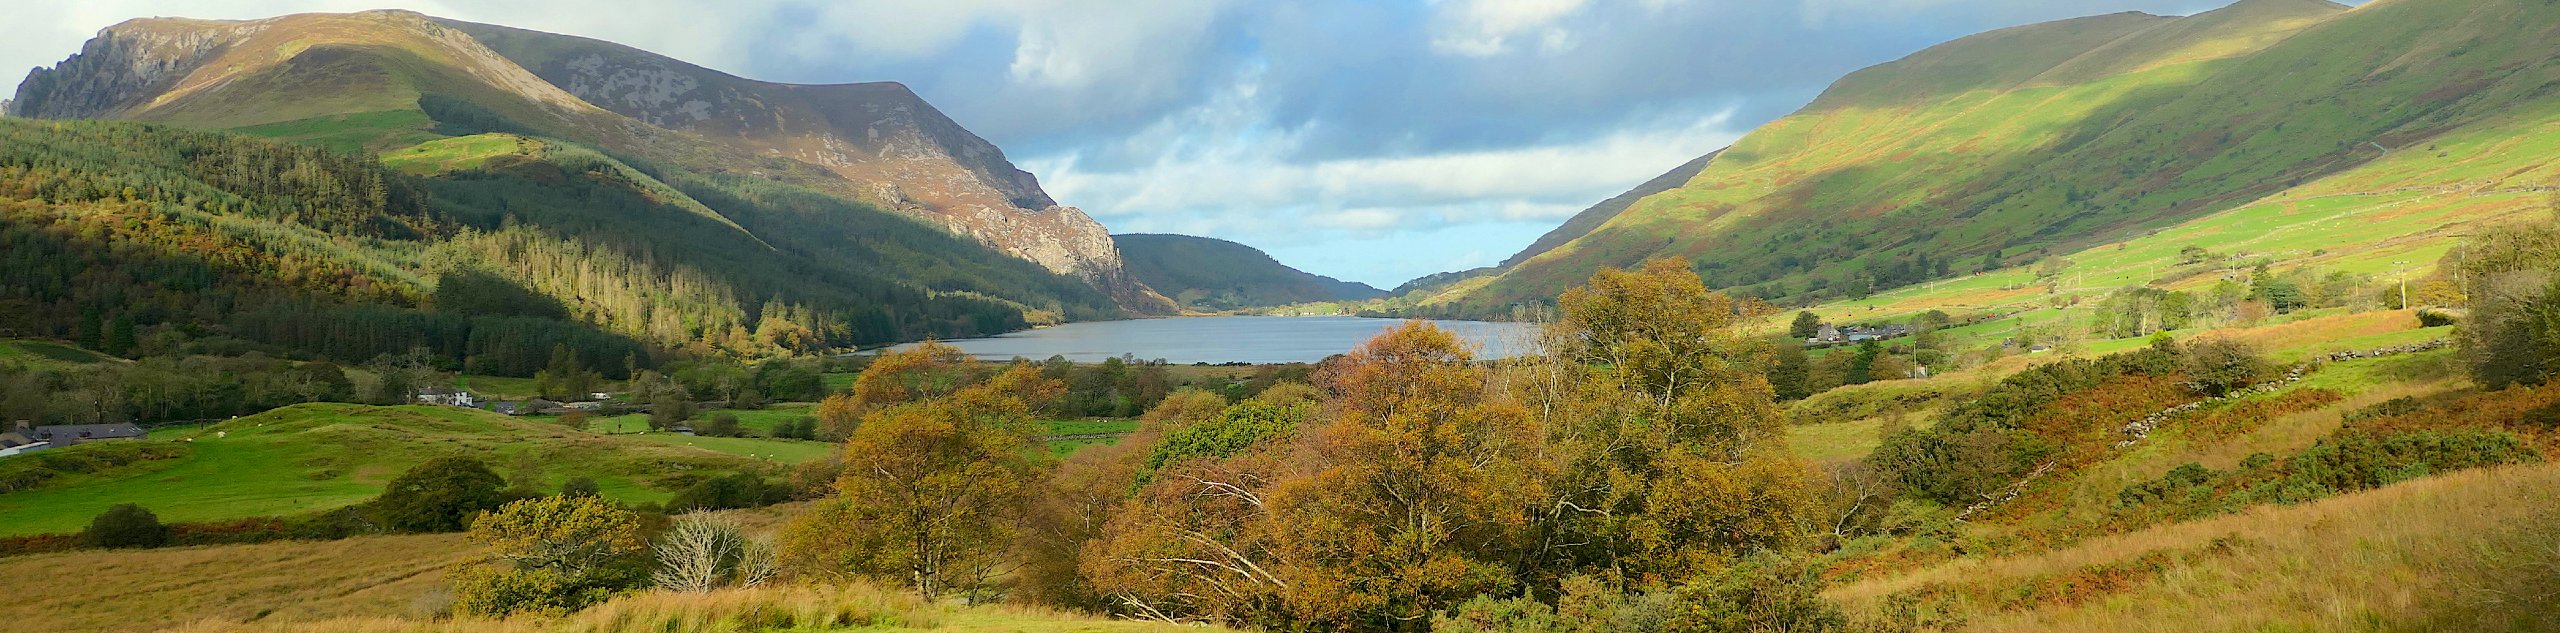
[1113,233,1385,311]
[1428,0,2559,316]
[0,403,771,536]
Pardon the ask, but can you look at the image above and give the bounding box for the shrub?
[2273,429,2540,498]
[702,412,742,437]
[667,472,789,512]
[450,496,648,617]
[83,503,169,549]
[371,456,510,533]
[2182,338,2274,396]
[560,476,601,498]
[2417,309,2457,327]
[654,513,779,593]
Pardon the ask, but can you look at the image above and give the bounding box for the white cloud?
[1430,0,1590,57]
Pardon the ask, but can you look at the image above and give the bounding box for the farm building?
[415,386,477,408]
[13,421,146,446]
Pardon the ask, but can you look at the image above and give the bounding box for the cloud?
[1429,0,1591,57]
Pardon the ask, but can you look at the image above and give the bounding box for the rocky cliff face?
[441,20,1169,311]
[9,18,253,119]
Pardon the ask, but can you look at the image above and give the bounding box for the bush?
[450,496,648,617]
[667,472,790,512]
[371,456,511,533]
[2182,338,2274,396]
[83,503,169,549]
[560,476,601,498]
[701,412,742,437]
[2274,429,2540,498]
[2417,309,2457,327]
[654,513,779,593]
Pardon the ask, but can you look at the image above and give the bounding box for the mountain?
[1423,0,2559,316]
[1500,150,1720,268]
[7,9,1173,315]
[1,11,1155,370]
[1112,234,1386,311]
[434,18,1168,310]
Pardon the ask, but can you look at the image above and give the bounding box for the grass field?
[0,339,119,368]
[0,404,766,536]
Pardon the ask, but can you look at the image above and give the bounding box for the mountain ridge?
[1112,233,1386,311]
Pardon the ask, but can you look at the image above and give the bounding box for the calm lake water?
[898,316,1540,364]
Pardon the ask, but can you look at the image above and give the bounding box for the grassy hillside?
[0,403,771,536]
[1429,0,2560,315]
[1113,233,1385,311]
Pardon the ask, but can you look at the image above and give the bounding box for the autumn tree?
[1519,257,1814,586]
[818,341,975,439]
[448,496,648,617]
[1085,322,1542,629]
[783,363,1061,601]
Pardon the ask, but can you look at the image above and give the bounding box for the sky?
[1,0,2286,288]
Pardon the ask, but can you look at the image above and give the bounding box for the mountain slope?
[1502,150,1721,268]
[1113,234,1386,311]
[435,18,1170,311]
[1426,0,2560,315]
[8,10,1171,319]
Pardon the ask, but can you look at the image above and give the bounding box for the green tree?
[372,456,510,533]
[83,503,168,549]
[448,496,647,617]
[1789,311,1823,339]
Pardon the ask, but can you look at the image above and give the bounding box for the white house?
[416,386,477,408]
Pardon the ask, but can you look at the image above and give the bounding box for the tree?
[847,342,974,412]
[668,472,786,512]
[372,456,510,533]
[655,512,778,593]
[534,344,602,400]
[702,412,742,437]
[785,364,1060,601]
[83,503,168,548]
[449,496,647,617]
[1769,343,1813,401]
[1789,311,1823,339]
[1527,258,1813,584]
[648,394,694,432]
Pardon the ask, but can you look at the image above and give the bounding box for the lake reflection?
[893,316,1539,364]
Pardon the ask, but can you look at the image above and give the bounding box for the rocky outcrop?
[9,18,254,119]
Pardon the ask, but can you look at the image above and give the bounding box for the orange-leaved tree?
[1519,257,1814,585]
[1085,321,1543,630]
[816,340,975,439]
[783,362,1060,601]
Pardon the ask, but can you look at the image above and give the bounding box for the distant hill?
[1418,0,2560,316]
[1112,234,1386,311]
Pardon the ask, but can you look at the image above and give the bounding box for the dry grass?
[164,583,1223,633]
[1833,461,2560,632]
[0,533,472,633]
[0,504,1216,633]
[2217,309,2425,358]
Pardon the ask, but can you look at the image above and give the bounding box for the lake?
[897,316,1540,364]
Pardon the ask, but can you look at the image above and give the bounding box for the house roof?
[30,423,146,440]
